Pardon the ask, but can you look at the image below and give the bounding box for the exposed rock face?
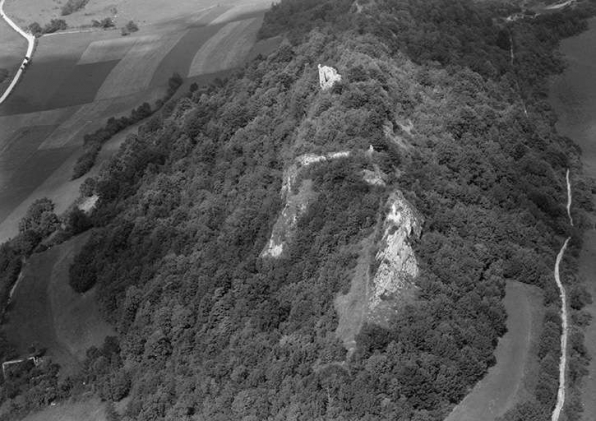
[262,179,314,258]
[370,191,421,309]
[318,64,342,91]
[263,151,350,258]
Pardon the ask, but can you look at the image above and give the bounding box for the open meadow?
[444,281,544,421]
[2,232,114,375]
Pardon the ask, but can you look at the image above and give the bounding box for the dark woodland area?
[1,0,596,420]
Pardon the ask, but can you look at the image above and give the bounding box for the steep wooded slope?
[2,0,596,420]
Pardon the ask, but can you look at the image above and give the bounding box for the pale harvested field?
[20,398,107,421]
[77,36,139,65]
[444,281,544,421]
[188,17,262,77]
[4,0,253,29]
[94,32,185,100]
[211,0,273,24]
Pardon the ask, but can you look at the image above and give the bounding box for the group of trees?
[2,0,596,419]
[61,0,90,16]
[72,73,183,180]
[28,19,67,37]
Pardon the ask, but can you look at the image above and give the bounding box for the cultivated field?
[188,17,263,77]
[444,281,544,421]
[0,0,279,246]
[2,232,114,374]
[4,0,272,29]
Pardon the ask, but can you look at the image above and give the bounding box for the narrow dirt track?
[552,169,573,421]
[0,0,35,105]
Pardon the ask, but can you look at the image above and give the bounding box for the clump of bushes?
[28,19,68,37]
[61,0,90,16]
[120,20,139,36]
[91,17,114,29]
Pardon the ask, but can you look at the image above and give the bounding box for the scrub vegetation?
[1,0,595,420]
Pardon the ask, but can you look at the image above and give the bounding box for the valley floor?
[444,281,544,421]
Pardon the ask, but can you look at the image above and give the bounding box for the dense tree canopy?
[1,0,596,420]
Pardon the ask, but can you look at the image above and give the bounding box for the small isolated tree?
[28,22,43,37]
[43,19,67,34]
[121,21,138,36]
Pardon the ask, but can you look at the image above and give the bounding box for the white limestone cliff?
[318,64,342,91]
[370,191,421,309]
[262,151,350,258]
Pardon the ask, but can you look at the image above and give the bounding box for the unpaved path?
[0,0,35,105]
[551,169,573,421]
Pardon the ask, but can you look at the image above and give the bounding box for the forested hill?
[4,0,596,420]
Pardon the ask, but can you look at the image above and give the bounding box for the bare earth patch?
[20,397,107,421]
[444,281,544,421]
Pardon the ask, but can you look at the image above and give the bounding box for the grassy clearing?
[444,281,544,421]
[2,232,114,375]
[334,236,373,353]
[187,17,262,77]
[20,397,107,421]
[578,229,596,421]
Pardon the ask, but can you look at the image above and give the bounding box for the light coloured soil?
[76,34,138,64]
[334,236,373,354]
[188,17,262,77]
[20,398,107,421]
[444,281,544,421]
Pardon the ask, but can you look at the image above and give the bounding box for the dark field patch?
[0,125,59,176]
[150,24,225,88]
[45,60,120,109]
[0,146,76,224]
[0,58,79,116]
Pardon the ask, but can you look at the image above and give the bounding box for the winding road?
[0,0,35,105]
[552,169,573,421]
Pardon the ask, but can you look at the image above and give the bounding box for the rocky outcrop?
[370,191,421,309]
[263,151,351,258]
[318,64,342,91]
